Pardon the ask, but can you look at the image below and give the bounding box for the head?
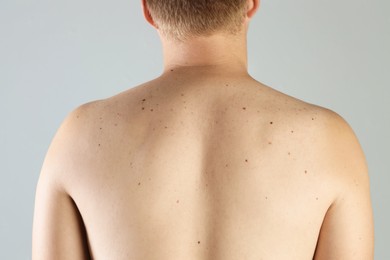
[142,0,259,42]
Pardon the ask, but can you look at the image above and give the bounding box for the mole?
[142,99,146,102]
[171,69,174,72]
[243,107,247,110]
[270,121,273,125]
[138,182,141,186]
[142,107,145,110]
[198,241,200,244]
[245,159,248,163]
[150,109,154,112]
[176,200,179,203]
[305,170,308,174]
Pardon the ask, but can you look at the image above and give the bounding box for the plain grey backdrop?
[1,0,389,259]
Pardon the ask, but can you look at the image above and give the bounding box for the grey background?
[1,0,389,259]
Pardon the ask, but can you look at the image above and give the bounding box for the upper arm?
[313,111,374,259]
[32,105,92,260]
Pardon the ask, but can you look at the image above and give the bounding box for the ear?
[247,0,260,19]
[141,0,158,29]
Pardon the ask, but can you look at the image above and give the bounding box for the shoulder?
[39,99,108,193]
[285,100,370,198]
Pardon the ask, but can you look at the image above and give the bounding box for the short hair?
[145,0,248,41]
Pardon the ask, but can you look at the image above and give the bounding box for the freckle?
[142,107,145,110]
[288,152,291,156]
[305,170,307,174]
[114,123,118,126]
[98,144,101,147]
[99,127,102,130]
[117,113,120,116]
[268,141,272,145]
[153,128,155,131]
[181,93,184,96]
[150,109,154,112]
[243,107,246,110]
[225,84,229,87]
[165,126,168,129]
[176,200,179,203]
[225,164,229,167]
[265,196,268,200]
[257,110,260,113]
[245,159,248,163]
[291,130,294,133]
[312,118,315,120]
[198,241,200,244]
[316,197,319,200]
[99,117,102,120]
[138,182,141,186]
[171,69,174,72]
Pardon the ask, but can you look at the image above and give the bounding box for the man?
[32,0,374,259]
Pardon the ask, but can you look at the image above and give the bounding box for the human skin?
[32,0,374,259]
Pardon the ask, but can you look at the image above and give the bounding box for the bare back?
[33,71,374,259]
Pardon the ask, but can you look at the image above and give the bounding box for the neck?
[160,32,249,77]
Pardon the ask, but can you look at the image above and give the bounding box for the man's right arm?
[313,111,374,259]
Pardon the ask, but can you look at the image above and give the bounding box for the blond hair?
[145,0,248,41]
